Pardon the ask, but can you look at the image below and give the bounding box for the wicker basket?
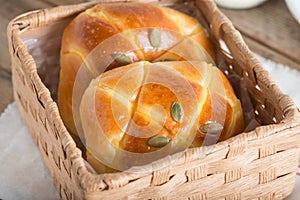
[7,0,300,199]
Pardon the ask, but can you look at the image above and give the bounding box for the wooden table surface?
[0,0,300,114]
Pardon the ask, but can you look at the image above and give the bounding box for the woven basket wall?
[7,0,300,199]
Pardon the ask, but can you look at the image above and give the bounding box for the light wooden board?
[220,0,300,70]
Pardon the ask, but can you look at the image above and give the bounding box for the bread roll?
[58,2,216,136]
[80,61,244,173]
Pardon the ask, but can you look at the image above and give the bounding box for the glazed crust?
[80,61,244,173]
[58,3,244,173]
[58,2,215,135]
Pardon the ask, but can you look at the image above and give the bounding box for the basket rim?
[7,0,300,192]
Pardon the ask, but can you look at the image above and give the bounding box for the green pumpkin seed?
[112,53,132,66]
[200,121,223,133]
[171,102,184,123]
[148,135,170,148]
[150,28,161,48]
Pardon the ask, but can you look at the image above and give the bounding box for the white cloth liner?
[0,103,60,200]
[0,55,299,199]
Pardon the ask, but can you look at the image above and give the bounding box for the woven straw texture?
[7,0,300,199]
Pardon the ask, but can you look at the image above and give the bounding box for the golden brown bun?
[58,2,216,135]
[80,61,244,173]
